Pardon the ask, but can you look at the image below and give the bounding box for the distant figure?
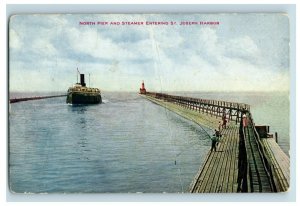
[222,117,227,129]
[210,135,218,152]
[215,129,222,138]
[218,121,222,131]
[242,113,248,127]
[211,130,220,152]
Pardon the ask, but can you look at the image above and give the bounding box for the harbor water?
[9,92,289,193]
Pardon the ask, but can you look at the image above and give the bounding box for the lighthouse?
[139,81,147,94]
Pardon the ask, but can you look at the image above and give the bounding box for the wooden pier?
[142,92,289,193]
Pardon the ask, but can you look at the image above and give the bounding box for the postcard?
[9,13,290,193]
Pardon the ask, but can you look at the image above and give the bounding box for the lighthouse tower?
[139,81,147,94]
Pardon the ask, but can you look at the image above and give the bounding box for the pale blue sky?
[9,13,289,92]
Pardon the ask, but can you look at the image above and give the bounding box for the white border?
[2,1,298,204]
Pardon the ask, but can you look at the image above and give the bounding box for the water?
[9,92,289,193]
[9,92,212,193]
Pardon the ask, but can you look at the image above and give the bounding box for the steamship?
[66,72,102,104]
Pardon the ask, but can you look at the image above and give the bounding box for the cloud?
[9,14,290,92]
[65,27,141,61]
[224,35,261,63]
[9,29,22,50]
[32,38,57,56]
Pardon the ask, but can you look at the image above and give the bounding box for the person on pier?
[218,121,222,132]
[215,129,222,138]
[210,129,221,152]
[222,116,227,129]
[242,113,248,127]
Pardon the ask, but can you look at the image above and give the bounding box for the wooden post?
[275,132,278,143]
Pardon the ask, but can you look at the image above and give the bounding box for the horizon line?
[9,90,290,93]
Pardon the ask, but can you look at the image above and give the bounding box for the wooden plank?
[202,150,222,192]
[218,126,231,192]
[268,139,290,177]
[233,126,240,192]
[190,151,212,192]
[261,138,289,191]
[220,125,235,192]
[227,126,239,192]
[192,152,215,192]
[205,155,222,192]
[244,126,262,192]
[192,127,239,192]
[190,123,240,193]
[196,153,216,192]
[208,128,230,192]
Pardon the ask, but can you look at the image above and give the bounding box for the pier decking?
[142,92,289,193]
[190,124,239,192]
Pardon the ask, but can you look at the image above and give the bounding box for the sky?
[9,13,290,92]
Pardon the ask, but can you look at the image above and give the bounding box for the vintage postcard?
[9,13,290,193]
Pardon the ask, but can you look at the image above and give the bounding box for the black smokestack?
[80,74,86,86]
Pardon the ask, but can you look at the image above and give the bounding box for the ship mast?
[77,68,80,84]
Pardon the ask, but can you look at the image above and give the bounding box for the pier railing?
[146,92,250,123]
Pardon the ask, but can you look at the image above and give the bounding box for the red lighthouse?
[139,81,147,94]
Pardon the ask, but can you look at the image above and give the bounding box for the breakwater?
[10,94,67,103]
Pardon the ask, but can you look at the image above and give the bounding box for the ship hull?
[66,92,102,104]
